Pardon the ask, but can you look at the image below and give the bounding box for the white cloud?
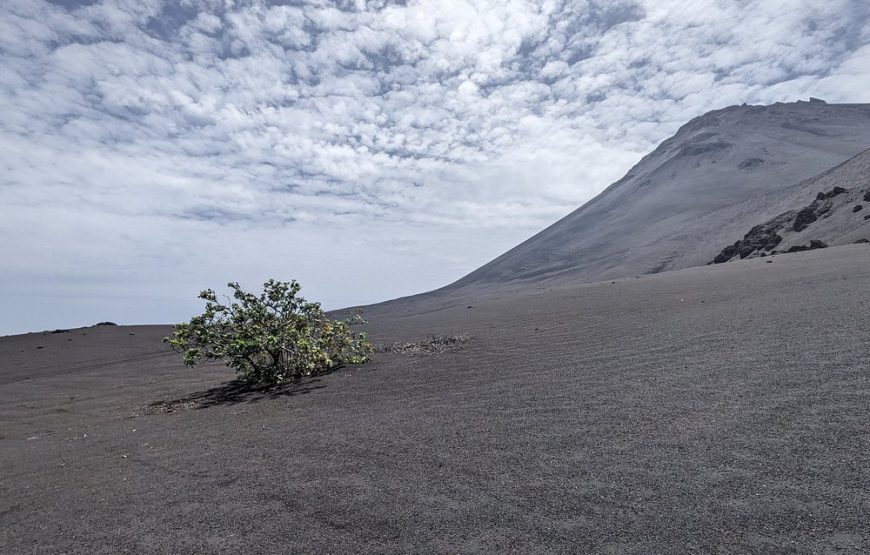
[1,0,869,333]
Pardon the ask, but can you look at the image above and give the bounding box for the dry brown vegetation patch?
[375,334,474,356]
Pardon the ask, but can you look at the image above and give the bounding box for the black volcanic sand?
[2,246,869,553]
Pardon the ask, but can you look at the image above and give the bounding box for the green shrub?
[165,279,372,385]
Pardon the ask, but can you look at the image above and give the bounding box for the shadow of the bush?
[147,378,325,413]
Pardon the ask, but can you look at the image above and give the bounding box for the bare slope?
[449,100,870,291]
[2,246,869,553]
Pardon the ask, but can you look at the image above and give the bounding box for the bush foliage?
[165,280,372,385]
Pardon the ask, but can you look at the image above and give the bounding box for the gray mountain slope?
[448,100,870,291]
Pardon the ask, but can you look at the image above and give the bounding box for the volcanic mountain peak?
[445,100,870,292]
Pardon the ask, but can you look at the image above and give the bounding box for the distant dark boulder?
[95,321,118,326]
[816,186,847,201]
[855,238,869,244]
[713,244,739,264]
[787,240,828,253]
[793,207,818,231]
[853,205,863,212]
[864,191,870,202]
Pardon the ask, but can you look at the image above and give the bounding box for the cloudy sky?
[1,0,869,334]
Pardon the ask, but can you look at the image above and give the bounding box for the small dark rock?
[766,260,773,263]
[864,191,870,202]
[36,346,44,349]
[853,205,863,212]
[793,207,818,231]
[466,306,473,309]
[763,235,782,251]
[713,244,739,264]
[51,329,69,334]
[854,238,869,244]
[95,321,117,326]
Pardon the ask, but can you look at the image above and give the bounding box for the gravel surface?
[1,245,869,553]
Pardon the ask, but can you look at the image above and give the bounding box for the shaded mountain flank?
[444,100,870,292]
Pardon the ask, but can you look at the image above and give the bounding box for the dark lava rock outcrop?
[712,186,865,264]
[712,217,789,263]
[792,207,818,232]
[791,187,846,231]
